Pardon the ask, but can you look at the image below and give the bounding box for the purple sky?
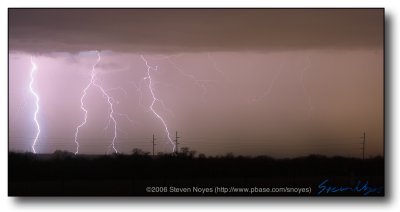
[8,9,383,157]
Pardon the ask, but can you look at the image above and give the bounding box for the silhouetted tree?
[179,147,197,158]
[52,150,74,160]
[132,148,149,156]
[225,152,234,158]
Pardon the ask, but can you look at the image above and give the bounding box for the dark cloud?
[9,9,383,53]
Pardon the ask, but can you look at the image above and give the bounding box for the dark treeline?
[9,148,384,196]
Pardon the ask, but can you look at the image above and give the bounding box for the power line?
[174,131,180,154]
[9,133,368,156]
[361,131,366,160]
[152,134,156,157]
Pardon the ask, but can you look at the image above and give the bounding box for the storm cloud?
[9,9,383,53]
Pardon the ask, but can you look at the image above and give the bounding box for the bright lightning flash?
[29,57,40,153]
[74,51,119,154]
[93,72,119,154]
[140,55,176,152]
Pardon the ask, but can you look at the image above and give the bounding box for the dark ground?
[8,150,384,196]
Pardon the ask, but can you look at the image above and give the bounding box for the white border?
[1,1,398,211]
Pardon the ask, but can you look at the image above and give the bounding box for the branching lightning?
[25,51,313,155]
[73,52,99,154]
[74,51,119,154]
[140,55,176,152]
[166,56,215,103]
[248,64,283,103]
[130,79,149,112]
[29,57,40,153]
[93,79,119,154]
[207,52,228,81]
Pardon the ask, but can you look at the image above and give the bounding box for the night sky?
[8,9,383,157]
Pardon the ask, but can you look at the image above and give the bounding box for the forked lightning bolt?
[74,51,118,154]
[140,55,176,152]
[73,52,99,154]
[93,74,118,154]
[29,57,40,153]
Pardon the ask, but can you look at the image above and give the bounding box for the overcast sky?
[8,9,383,157]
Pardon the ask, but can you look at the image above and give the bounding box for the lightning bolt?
[248,64,283,103]
[166,56,215,103]
[73,52,99,154]
[207,52,228,81]
[130,79,149,112]
[74,51,119,154]
[29,57,40,153]
[93,79,119,154]
[140,55,175,152]
[105,86,136,124]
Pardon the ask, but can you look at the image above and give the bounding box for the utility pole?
[174,131,179,154]
[152,134,156,157]
[361,131,366,160]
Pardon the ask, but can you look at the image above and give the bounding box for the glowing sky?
[8,9,383,157]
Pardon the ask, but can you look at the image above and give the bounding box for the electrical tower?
[152,134,156,157]
[360,131,366,160]
[174,131,179,154]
